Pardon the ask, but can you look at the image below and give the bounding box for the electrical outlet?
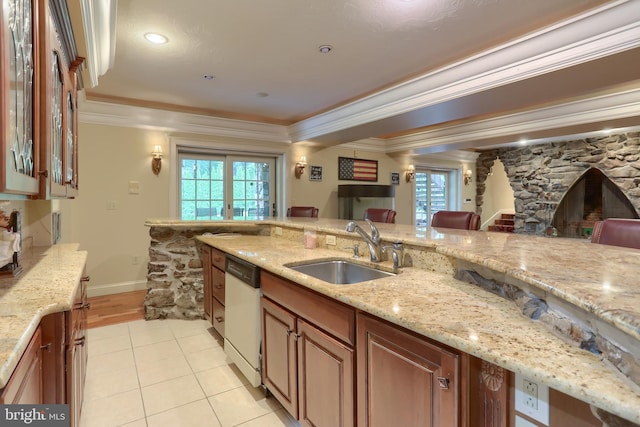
[515,373,549,425]
[515,415,538,427]
[326,235,337,245]
[523,379,538,409]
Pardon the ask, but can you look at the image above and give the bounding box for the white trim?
[385,88,640,153]
[87,280,147,298]
[288,0,640,142]
[79,100,291,143]
[78,0,117,88]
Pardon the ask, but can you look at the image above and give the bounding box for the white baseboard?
[87,280,148,298]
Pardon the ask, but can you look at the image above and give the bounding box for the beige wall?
[480,158,515,228]
[290,145,413,223]
[68,123,170,294]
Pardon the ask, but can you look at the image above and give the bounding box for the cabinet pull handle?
[40,343,52,352]
[215,284,223,289]
[38,170,49,178]
[82,302,91,310]
[74,336,86,346]
[215,316,224,323]
[81,276,90,282]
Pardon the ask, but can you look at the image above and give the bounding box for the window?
[414,170,452,226]
[178,152,275,220]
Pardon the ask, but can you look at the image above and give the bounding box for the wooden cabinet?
[261,271,355,427]
[38,0,81,199]
[357,313,460,427]
[66,275,89,427]
[202,245,225,337]
[0,326,43,404]
[0,0,40,195]
[0,0,80,198]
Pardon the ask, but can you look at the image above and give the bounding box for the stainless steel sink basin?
[286,259,395,284]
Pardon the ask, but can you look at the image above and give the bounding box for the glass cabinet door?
[1,0,39,195]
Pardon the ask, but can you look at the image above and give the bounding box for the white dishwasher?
[224,254,262,387]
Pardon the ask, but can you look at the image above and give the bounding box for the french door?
[178,153,275,220]
[415,170,450,226]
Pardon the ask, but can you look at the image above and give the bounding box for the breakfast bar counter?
[182,217,640,424]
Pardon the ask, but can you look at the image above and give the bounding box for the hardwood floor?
[86,290,147,329]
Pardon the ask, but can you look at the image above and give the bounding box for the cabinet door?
[66,276,89,427]
[0,326,42,404]
[201,245,212,321]
[297,319,354,427]
[261,297,298,417]
[0,0,40,195]
[357,313,459,427]
[39,6,67,198]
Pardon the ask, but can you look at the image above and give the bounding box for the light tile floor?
[80,318,300,427]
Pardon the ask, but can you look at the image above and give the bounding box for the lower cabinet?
[66,275,90,427]
[357,313,460,427]
[202,245,225,338]
[0,326,43,404]
[261,271,355,427]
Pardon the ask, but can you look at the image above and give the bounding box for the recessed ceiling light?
[203,74,215,80]
[318,45,333,54]
[144,32,168,44]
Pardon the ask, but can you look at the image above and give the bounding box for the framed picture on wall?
[338,157,378,181]
[391,172,400,185]
[309,165,323,181]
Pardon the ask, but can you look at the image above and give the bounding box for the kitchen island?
[178,217,640,425]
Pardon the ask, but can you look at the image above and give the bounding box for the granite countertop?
[193,218,640,424]
[0,244,88,388]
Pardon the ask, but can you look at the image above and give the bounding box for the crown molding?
[385,88,640,153]
[78,100,291,143]
[288,0,640,143]
[78,0,117,88]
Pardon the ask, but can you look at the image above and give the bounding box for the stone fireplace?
[476,132,640,236]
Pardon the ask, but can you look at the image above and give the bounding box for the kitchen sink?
[286,259,395,284]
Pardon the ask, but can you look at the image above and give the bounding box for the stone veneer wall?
[145,224,268,319]
[476,132,640,234]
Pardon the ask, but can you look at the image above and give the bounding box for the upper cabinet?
[0,0,40,196]
[38,0,82,199]
[0,0,82,199]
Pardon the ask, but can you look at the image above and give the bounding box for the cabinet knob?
[74,336,86,346]
[215,284,223,289]
[40,343,52,352]
[82,302,91,310]
[81,276,90,282]
[214,316,224,323]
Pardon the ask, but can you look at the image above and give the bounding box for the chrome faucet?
[382,241,404,273]
[345,219,382,262]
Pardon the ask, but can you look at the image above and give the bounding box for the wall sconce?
[464,169,473,186]
[405,164,415,183]
[151,145,163,175]
[295,156,307,179]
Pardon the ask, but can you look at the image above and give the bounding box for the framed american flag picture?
[338,157,378,181]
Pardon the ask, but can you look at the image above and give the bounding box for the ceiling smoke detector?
[318,45,333,54]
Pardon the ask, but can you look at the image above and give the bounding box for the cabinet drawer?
[261,271,355,346]
[211,247,226,271]
[212,297,225,338]
[212,267,225,304]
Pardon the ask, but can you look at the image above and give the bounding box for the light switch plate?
[326,235,337,245]
[128,181,140,194]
